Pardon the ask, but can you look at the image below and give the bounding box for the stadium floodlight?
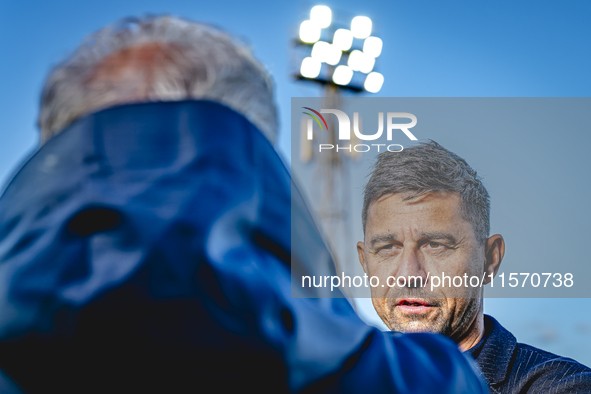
[348,50,375,73]
[351,16,372,39]
[333,29,353,51]
[364,72,384,93]
[332,65,354,85]
[293,8,383,93]
[299,20,321,43]
[363,36,383,58]
[310,5,332,28]
[300,57,322,78]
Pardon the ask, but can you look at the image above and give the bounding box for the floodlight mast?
[292,7,384,302]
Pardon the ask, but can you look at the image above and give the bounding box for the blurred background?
[1,0,590,365]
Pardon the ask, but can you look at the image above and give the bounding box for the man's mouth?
[396,299,434,313]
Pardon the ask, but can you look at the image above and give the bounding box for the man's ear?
[357,241,368,273]
[482,234,505,284]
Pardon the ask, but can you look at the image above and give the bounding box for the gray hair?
[38,15,278,144]
[362,140,490,243]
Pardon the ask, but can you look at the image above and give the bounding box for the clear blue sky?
[1,0,590,364]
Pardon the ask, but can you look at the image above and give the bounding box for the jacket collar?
[470,314,517,387]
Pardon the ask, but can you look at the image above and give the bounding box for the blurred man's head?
[38,15,277,144]
[357,140,505,350]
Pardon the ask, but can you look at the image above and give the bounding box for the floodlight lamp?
[311,42,342,66]
[359,55,375,74]
[347,50,363,71]
[311,41,330,62]
[363,36,383,58]
[351,16,372,39]
[325,44,342,66]
[333,29,353,51]
[333,65,353,85]
[300,20,321,43]
[311,5,332,28]
[364,72,384,93]
[348,50,374,73]
[301,57,322,78]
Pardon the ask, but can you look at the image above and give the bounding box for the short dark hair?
[362,140,490,243]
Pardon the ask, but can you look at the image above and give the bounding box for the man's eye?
[428,242,442,248]
[379,244,394,251]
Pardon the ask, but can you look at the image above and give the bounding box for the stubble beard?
[380,288,481,341]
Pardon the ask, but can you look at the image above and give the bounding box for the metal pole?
[317,83,357,307]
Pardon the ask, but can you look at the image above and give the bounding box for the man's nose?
[395,247,428,288]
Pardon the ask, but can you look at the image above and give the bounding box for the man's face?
[357,191,486,341]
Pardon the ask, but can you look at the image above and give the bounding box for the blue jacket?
[0,100,487,393]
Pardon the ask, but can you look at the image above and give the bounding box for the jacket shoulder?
[510,343,591,393]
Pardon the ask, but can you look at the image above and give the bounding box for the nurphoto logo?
[302,107,418,153]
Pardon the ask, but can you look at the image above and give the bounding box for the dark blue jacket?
[0,100,487,393]
[468,315,591,393]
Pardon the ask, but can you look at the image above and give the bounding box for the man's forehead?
[371,190,461,210]
[366,191,465,231]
